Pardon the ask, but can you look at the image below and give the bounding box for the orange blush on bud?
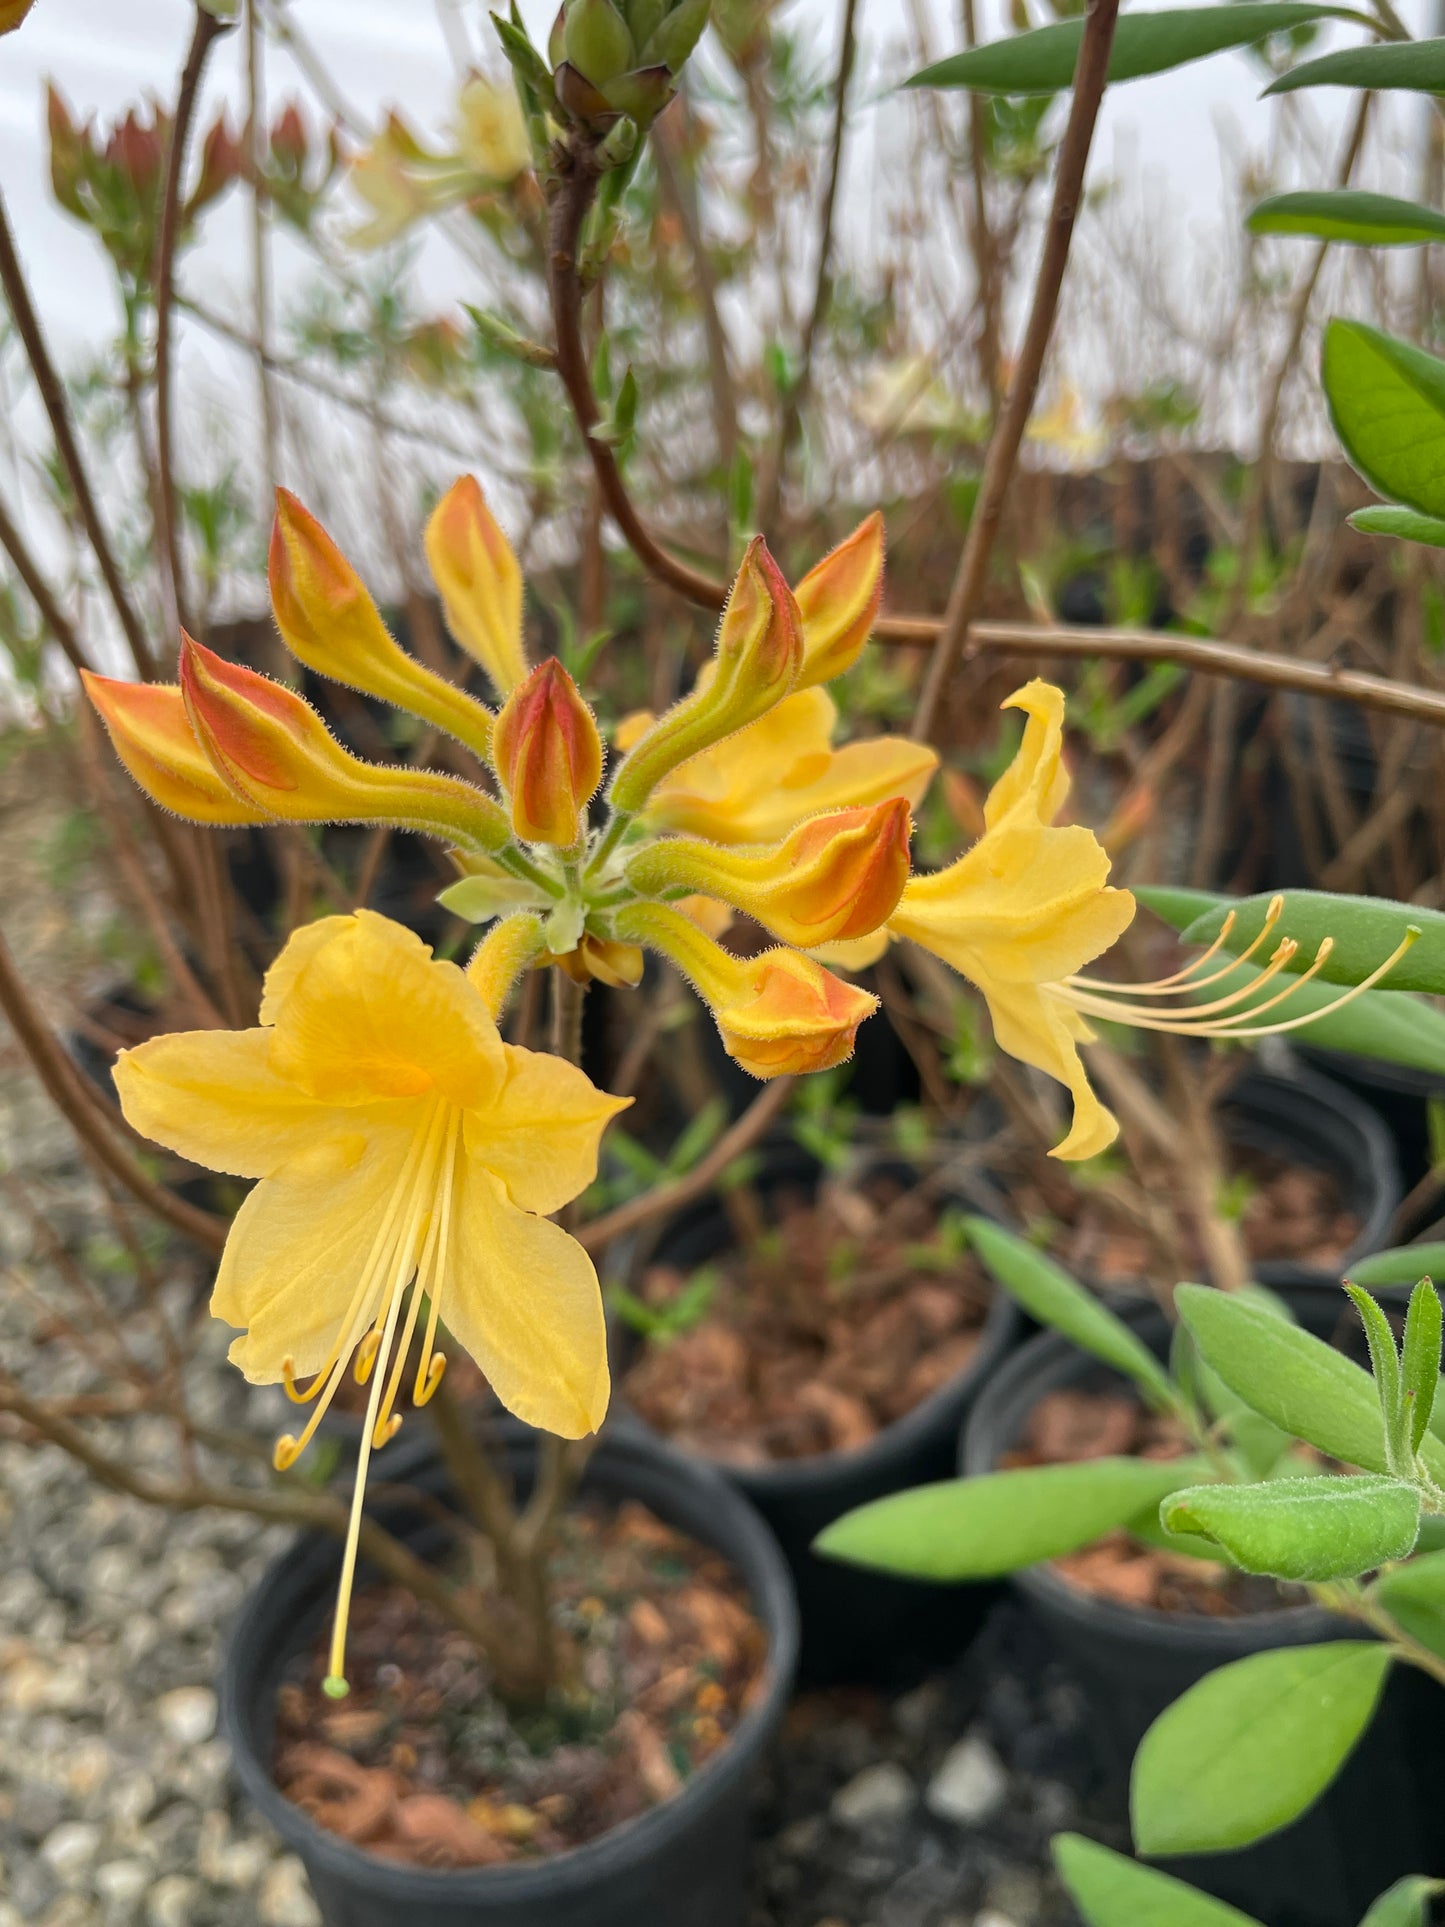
[492,658,603,846]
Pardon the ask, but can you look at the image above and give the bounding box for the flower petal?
[443,1165,609,1437]
[268,910,506,1106]
[114,1029,337,1179]
[978,978,1119,1161]
[984,679,1071,830]
[463,1043,631,1215]
[212,1118,418,1380]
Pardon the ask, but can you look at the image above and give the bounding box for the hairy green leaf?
[1401,1280,1443,1451]
[1371,1548,1445,1660]
[1268,36,1445,95]
[1350,1244,1445,1288]
[1179,887,1444,995]
[1351,505,1445,548]
[814,1457,1201,1581]
[1249,190,1445,246]
[1132,1642,1393,1853]
[1359,1877,1445,1927]
[1162,1475,1419,1580]
[1053,1834,1264,1927]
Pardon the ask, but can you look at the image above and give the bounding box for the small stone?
[94,1860,150,1905]
[777,1815,826,1858]
[830,1762,915,1831]
[39,1822,102,1882]
[146,1875,199,1927]
[893,1678,944,1741]
[259,1855,321,1927]
[155,1685,217,1747]
[975,1915,1020,1927]
[925,1735,1008,1825]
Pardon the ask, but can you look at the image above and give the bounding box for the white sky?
[0,0,1402,350]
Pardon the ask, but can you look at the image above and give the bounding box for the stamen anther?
[371,1412,403,1450]
[354,1329,382,1384]
[415,1352,447,1405]
[273,1434,302,1471]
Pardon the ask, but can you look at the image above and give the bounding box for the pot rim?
[219,1424,799,1901]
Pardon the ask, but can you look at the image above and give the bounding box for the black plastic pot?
[220,1425,798,1927]
[616,1144,1022,1687]
[1296,1047,1445,1200]
[962,1287,1445,1927]
[1223,1063,1400,1280]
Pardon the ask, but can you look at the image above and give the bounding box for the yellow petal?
[113,1029,339,1179]
[424,476,527,695]
[810,929,891,971]
[444,1165,609,1437]
[984,679,1072,830]
[212,1119,417,1381]
[258,915,355,1025]
[977,976,1119,1161]
[463,1043,631,1216]
[892,823,1135,987]
[268,910,506,1107]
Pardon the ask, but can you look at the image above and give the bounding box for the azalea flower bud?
[178,635,511,852]
[491,659,603,846]
[563,0,636,84]
[628,798,911,947]
[424,476,528,696]
[794,513,884,690]
[269,490,495,760]
[81,672,269,825]
[610,537,802,815]
[616,901,876,1078]
[636,0,709,71]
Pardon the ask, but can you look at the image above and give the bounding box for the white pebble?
[830,1761,915,1830]
[926,1734,1009,1825]
[40,1822,102,1881]
[259,1855,322,1927]
[95,1860,150,1905]
[154,1685,217,1747]
[146,1874,199,1927]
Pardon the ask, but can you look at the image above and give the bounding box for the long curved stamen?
[1063,938,1301,1029]
[272,1119,440,1465]
[1068,897,1283,998]
[413,1117,460,1407]
[324,1101,450,1698]
[373,1109,459,1446]
[1058,928,1418,1040]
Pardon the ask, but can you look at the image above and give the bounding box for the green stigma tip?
[322,1675,350,1700]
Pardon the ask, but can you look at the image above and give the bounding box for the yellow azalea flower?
[620,686,937,846]
[889,681,1135,1161]
[113,910,629,1689]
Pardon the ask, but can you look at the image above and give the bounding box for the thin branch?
[757,0,861,533]
[578,1075,794,1252]
[246,0,282,490]
[912,0,1122,742]
[0,490,93,675]
[154,4,228,637]
[0,925,227,1252]
[0,191,157,679]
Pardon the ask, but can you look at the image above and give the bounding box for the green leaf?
[813,1457,1202,1581]
[1177,1285,1396,1475]
[1351,505,1445,549]
[1401,1280,1443,1451]
[1162,1475,1420,1581]
[1249,190,1445,247]
[1343,1283,1407,1471]
[909,5,1364,95]
[1359,1877,1445,1927]
[1371,1546,1445,1660]
[1350,1243,1445,1288]
[1324,321,1445,525]
[964,1216,1176,1409]
[1053,1834,1265,1927]
[1268,36,1445,96]
[1180,888,1445,995]
[1131,1642,1393,1853]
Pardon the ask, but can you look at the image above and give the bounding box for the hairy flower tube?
[114,911,628,1692]
[87,482,922,1083]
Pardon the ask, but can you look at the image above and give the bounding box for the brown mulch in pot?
[1007,1386,1307,1617]
[620,1173,993,1465]
[273,1499,768,1870]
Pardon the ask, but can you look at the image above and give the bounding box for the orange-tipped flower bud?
[793,513,884,690]
[83,671,271,825]
[178,635,511,853]
[424,476,527,696]
[628,799,912,948]
[616,901,877,1079]
[491,658,603,846]
[610,538,802,815]
[269,490,495,760]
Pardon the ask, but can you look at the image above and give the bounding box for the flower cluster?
[86,480,937,1089]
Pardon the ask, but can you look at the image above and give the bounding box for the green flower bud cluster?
[492,0,710,148]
